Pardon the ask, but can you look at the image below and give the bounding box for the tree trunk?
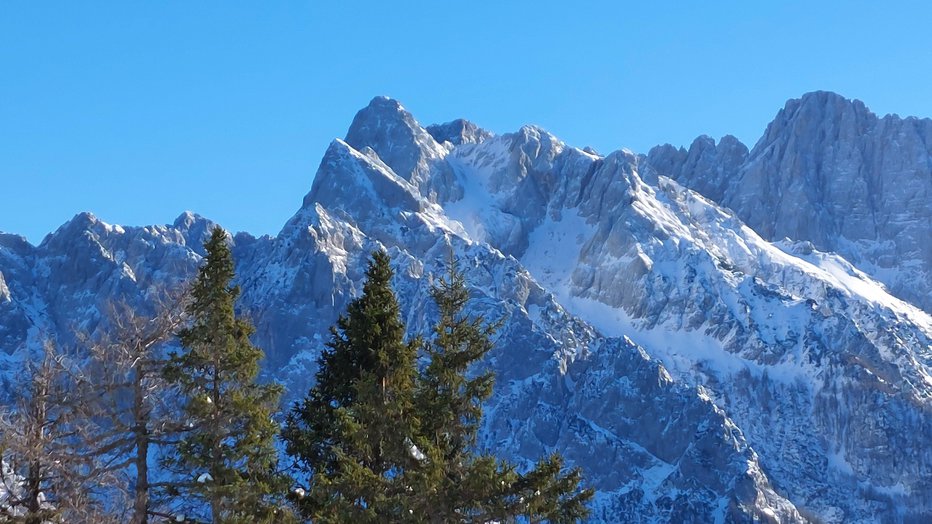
[25,365,48,519]
[132,371,149,524]
[210,366,222,524]
[25,458,42,518]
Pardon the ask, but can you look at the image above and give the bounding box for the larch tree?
[0,341,118,523]
[162,227,292,523]
[71,295,188,524]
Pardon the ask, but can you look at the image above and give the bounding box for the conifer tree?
[412,255,593,523]
[283,250,423,521]
[162,227,291,523]
[285,251,592,522]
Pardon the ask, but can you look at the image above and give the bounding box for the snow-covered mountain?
[1,93,930,522]
[645,91,932,314]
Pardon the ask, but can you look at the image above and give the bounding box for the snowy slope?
[646,91,932,314]
[433,117,931,521]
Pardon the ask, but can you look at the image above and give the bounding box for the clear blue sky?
[3,1,931,243]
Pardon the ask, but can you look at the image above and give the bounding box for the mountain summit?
[647,90,932,312]
[344,96,449,190]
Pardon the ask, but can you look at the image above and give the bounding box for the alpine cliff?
[1,93,930,523]
[646,91,932,313]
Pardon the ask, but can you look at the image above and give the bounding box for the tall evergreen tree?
[413,255,592,523]
[162,227,291,523]
[283,250,423,522]
[285,251,592,522]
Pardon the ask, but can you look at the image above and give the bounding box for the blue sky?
[3,1,931,243]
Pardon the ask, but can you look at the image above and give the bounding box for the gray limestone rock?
[426,118,493,146]
[647,91,932,313]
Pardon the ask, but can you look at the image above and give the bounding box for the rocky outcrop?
[647,91,932,313]
[426,118,493,146]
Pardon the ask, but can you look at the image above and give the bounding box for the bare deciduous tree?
[71,292,189,524]
[0,340,116,523]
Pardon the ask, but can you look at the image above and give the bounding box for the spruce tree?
[283,250,423,521]
[163,227,291,523]
[285,251,592,522]
[413,255,593,523]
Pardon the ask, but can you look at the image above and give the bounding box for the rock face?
[344,96,449,191]
[646,91,932,313]
[438,117,932,523]
[426,118,494,146]
[1,93,930,523]
[642,135,748,202]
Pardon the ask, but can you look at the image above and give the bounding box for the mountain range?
[1,91,930,523]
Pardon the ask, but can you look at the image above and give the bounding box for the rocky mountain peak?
[39,212,106,249]
[643,90,932,312]
[170,211,219,251]
[792,90,870,113]
[426,118,493,146]
[344,96,447,190]
[172,210,205,230]
[755,91,875,152]
[0,234,34,257]
[644,135,748,201]
[299,139,424,229]
[57,210,99,231]
[508,125,567,175]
